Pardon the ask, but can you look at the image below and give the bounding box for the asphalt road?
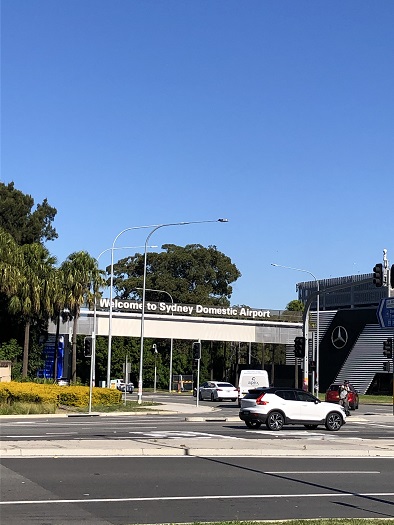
[1,400,393,442]
[1,456,394,524]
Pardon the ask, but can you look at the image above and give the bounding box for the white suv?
[239,387,346,431]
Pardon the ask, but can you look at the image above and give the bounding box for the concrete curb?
[2,443,394,458]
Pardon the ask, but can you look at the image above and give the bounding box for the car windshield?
[217,383,234,388]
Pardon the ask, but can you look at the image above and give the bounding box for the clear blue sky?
[2,1,393,310]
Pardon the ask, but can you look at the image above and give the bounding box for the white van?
[237,369,269,405]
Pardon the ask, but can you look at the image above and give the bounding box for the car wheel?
[198,391,203,401]
[266,411,285,431]
[304,424,318,429]
[245,420,262,429]
[325,411,343,431]
[210,393,215,402]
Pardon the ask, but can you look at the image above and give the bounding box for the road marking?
[126,431,241,439]
[2,492,394,505]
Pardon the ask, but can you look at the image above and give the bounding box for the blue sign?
[377,298,394,328]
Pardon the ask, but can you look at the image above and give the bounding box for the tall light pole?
[91,246,149,396]
[271,263,320,396]
[107,223,161,387]
[136,287,174,392]
[137,218,228,404]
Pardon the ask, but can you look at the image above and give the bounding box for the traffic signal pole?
[375,249,394,414]
[194,340,201,408]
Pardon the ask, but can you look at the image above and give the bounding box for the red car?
[325,383,359,410]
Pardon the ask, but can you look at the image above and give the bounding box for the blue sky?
[2,1,393,310]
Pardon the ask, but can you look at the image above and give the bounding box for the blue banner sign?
[377,297,394,328]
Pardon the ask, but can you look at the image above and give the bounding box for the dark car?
[117,382,134,394]
[325,383,359,410]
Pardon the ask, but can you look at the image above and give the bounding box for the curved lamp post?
[107,224,162,387]
[137,218,228,404]
[89,246,151,412]
[271,263,320,395]
[137,287,174,392]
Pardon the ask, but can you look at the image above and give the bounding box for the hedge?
[0,382,122,407]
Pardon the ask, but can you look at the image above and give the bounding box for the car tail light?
[217,388,222,391]
[256,393,268,405]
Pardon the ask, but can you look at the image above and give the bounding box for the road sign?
[377,298,394,328]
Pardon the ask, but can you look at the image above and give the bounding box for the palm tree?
[8,243,57,377]
[61,251,105,383]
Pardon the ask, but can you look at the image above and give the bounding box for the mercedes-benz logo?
[331,326,348,349]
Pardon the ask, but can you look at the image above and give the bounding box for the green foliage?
[0,181,58,245]
[286,299,304,312]
[0,338,21,361]
[0,338,23,380]
[0,401,57,415]
[110,243,241,306]
[61,251,106,382]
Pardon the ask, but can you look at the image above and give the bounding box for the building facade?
[297,273,393,395]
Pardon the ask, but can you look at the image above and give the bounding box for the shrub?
[0,382,122,407]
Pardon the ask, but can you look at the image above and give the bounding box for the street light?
[137,218,228,404]
[88,246,151,412]
[107,223,162,387]
[271,263,320,396]
[136,287,174,393]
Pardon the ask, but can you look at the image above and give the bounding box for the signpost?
[377,298,394,415]
[377,298,394,328]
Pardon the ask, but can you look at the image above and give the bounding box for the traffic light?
[309,360,316,371]
[294,336,305,358]
[383,361,391,372]
[383,338,393,359]
[192,341,201,361]
[84,336,92,357]
[373,263,383,287]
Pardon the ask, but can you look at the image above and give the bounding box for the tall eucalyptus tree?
[0,228,22,297]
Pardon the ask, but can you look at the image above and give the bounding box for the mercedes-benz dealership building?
[296,272,393,395]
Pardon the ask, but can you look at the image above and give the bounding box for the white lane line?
[2,492,394,505]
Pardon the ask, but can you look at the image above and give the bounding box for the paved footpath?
[1,403,394,459]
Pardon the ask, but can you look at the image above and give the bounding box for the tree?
[61,251,106,383]
[110,244,241,306]
[0,181,58,245]
[0,228,23,297]
[286,299,304,312]
[0,339,23,379]
[8,243,57,377]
